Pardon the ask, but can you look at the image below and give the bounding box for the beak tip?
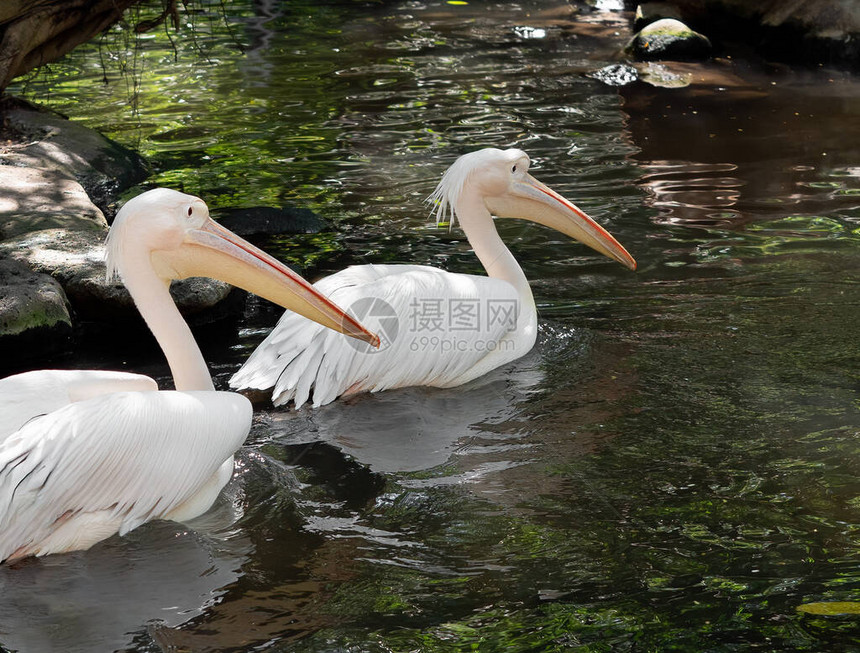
[616,249,637,271]
[349,322,381,348]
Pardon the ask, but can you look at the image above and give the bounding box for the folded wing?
[0,370,159,442]
[0,389,250,562]
[231,264,522,407]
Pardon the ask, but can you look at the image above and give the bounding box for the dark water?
[4,1,860,651]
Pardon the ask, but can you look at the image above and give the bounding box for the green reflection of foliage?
[693,217,858,263]
[262,233,345,275]
[11,0,361,213]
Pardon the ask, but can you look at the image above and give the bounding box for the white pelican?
[0,188,377,563]
[230,148,636,407]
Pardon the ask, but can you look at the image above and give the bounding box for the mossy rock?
[0,258,72,364]
[627,18,712,61]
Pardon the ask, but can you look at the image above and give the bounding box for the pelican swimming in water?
[0,188,377,563]
[230,148,636,408]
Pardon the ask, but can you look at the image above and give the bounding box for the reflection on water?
[625,68,860,251]
[259,347,543,474]
[4,0,860,651]
[0,498,250,652]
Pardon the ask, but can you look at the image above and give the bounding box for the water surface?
[3,1,860,651]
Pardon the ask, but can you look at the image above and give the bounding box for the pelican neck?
[456,199,534,305]
[120,251,215,392]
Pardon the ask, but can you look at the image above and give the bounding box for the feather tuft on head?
[426,148,507,228]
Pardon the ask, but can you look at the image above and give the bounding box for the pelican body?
[0,188,377,563]
[231,148,636,408]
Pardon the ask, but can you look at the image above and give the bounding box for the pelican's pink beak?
[485,174,637,271]
[167,218,380,347]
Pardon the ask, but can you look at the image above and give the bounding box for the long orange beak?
[485,173,637,270]
[165,217,380,347]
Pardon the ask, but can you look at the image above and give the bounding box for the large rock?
[0,258,72,362]
[0,166,107,239]
[0,97,149,214]
[627,17,713,60]
[0,227,236,324]
[0,98,244,363]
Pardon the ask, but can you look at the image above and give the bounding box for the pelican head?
[106,188,379,346]
[428,148,636,270]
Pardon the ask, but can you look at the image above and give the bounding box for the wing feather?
[0,390,251,561]
[0,370,158,443]
[231,264,527,407]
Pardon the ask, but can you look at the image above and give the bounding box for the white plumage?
[232,148,636,407]
[0,370,157,442]
[232,264,526,407]
[0,385,248,561]
[0,188,375,563]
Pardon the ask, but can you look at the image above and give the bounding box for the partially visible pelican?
[231,148,636,407]
[0,188,377,563]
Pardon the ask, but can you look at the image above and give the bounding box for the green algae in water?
[797,602,860,616]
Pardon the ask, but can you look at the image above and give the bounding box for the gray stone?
[0,98,149,214]
[0,165,107,239]
[0,228,109,317]
[0,257,72,361]
[0,227,235,323]
[627,18,712,61]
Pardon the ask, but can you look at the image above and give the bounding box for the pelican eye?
[187,207,193,217]
[511,164,517,173]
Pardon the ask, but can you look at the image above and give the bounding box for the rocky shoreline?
[0,97,239,367]
[0,97,337,372]
[626,0,860,66]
